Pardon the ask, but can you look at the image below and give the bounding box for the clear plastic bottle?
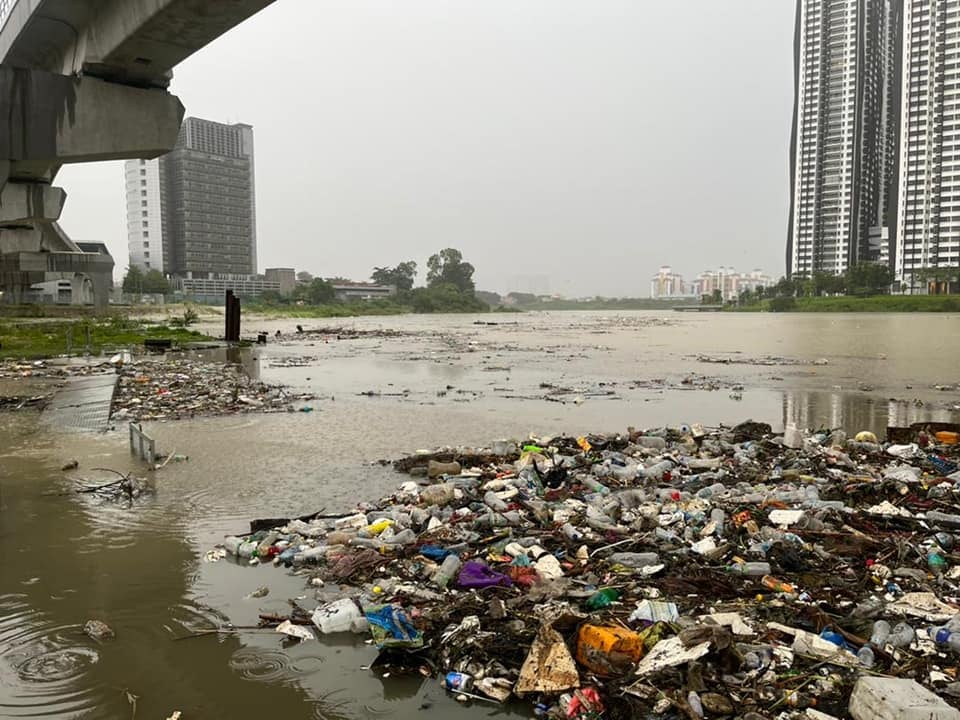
[869,620,891,646]
[710,508,726,535]
[560,523,584,542]
[857,644,877,668]
[607,552,660,568]
[727,562,771,577]
[483,490,509,512]
[889,622,915,648]
[432,554,462,588]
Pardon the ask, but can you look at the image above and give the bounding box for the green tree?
[371,261,418,291]
[845,263,893,296]
[142,269,170,294]
[774,277,794,298]
[426,248,476,293]
[121,266,145,294]
[299,277,335,304]
[710,289,723,304]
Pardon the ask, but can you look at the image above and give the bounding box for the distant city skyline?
[649,265,774,301]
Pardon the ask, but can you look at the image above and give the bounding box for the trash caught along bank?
[209,419,960,719]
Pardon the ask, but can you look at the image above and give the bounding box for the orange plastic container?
[576,624,645,676]
[761,575,796,594]
[935,431,959,446]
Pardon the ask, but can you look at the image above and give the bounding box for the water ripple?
[0,595,104,717]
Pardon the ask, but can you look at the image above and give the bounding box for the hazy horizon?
[56,1,795,297]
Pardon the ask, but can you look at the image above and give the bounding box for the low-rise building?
[264,267,296,296]
[173,273,281,302]
[330,282,396,302]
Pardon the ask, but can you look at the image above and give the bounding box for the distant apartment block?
[125,117,257,278]
[651,267,773,301]
[649,266,687,298]
[788,0,900,278]
[895,0,960,286]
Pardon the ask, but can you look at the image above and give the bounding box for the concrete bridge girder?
[0,66,184,184]
[1,0,276,88]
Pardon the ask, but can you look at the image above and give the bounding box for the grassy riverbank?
[0,317,211,360]
[733,295,960,312]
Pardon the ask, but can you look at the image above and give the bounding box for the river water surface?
[1,311,958,718]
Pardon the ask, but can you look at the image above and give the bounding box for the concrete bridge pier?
[0,66,185,308]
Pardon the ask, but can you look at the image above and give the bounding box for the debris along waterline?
[208,421,960,718]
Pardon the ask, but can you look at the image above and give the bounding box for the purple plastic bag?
[457,560,513,589]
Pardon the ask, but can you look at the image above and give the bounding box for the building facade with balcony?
[788,0,900,278]
[894,0,960,289]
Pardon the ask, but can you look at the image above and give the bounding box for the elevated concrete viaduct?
[0,0,276,307]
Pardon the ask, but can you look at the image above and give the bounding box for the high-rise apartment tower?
[788,0,901,278]
[895,0,960,286]
[125,117,257,277]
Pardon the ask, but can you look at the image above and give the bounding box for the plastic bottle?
[928,550,948,572]
[432,554,462,588]
[761,575,795,594]
[889,622,915,648]
[223,536,243,555]
[710,508,726,535]
[655,527,681,544]
[926,511,960,530]
[687,691,704,718]
[560,523,584,542]
[238,540,258,559]
[385,528,416,546]
[608,552,660,568]
[582,477,611,495]
[641,460,674,481]
[935,628,960,654]
[869,620,891,646]
[483,490,510,512]
[857,644,878,668]
[727,562,771,577]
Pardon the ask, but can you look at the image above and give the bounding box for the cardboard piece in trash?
[633,636,710,677]
[849,677,960,720]
[889,592,960,622]
[515,625,580,694]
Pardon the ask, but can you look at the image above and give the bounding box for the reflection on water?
[783,390,959,433]
[1,311,959,719]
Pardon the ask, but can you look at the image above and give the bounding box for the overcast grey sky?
[57,0,796,297]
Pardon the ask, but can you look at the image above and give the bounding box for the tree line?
[262,247,486,312]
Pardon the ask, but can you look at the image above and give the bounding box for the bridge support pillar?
[0,183,65,226]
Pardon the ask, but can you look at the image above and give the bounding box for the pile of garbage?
[112,358,316,421]
[214,420,960,719]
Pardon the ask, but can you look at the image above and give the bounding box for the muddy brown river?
[1,311,958,718]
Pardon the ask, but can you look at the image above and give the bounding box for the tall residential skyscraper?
[125,117,257,277]
[788,0,901,278]
[895,0,960,286]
